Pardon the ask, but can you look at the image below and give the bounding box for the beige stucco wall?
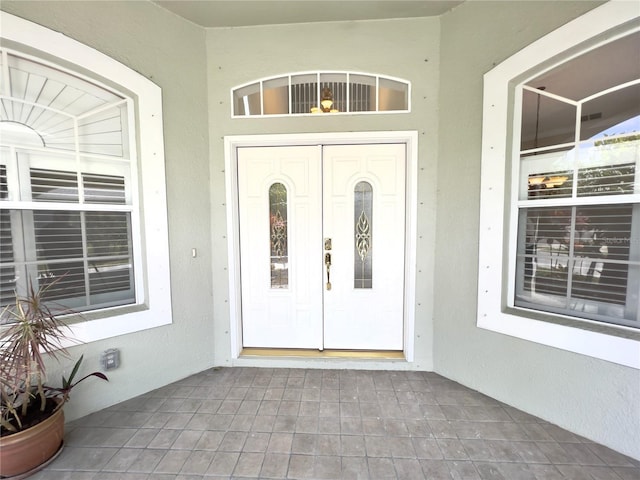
[0,0,215,418]
[436,0,639,460]
[1,0,638,460]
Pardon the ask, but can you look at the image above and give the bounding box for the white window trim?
[224,131,418,363]
[478,1,640,369]
[1,12,172,342]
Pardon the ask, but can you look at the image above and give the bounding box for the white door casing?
[224,131,418,361]
[237,143,406,350]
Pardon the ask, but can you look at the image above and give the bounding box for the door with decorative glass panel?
[238,143,406,350]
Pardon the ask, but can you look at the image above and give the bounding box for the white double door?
[238,143,406,350]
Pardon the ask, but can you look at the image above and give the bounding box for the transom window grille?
[513,32,640,328]
[0,48,137,313]
[232,72,410,117]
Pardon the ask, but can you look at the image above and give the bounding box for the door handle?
[325,252,331,290]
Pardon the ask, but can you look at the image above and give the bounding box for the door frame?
[224,131,419,361]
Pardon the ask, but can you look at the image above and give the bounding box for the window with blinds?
[0,48,136,314]
[513,32,640,328]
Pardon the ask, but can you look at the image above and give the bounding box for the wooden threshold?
[240,348,405,360]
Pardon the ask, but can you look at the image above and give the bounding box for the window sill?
[61,304,172,344]
[478,309,640,369]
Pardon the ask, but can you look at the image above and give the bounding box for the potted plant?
[0,279,108,478]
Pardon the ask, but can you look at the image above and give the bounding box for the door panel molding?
[224,131,419,361]
[322,144,406,350]
[238,145,323,348]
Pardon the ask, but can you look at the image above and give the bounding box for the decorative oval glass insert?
[354,181,373,288]
[269,183,288,288]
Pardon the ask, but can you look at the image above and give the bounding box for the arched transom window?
[232,71,410,117]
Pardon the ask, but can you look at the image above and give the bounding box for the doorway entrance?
[224,132,418,359]
[238,143,406,350]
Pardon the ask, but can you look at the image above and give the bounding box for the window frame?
[1,12,172,342]
[477,1,640,369]
[1,147,137,310]
[512,81,640,328]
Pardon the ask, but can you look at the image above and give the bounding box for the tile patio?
[29,367,639,479]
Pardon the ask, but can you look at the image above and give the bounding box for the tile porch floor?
[30,367,639,479]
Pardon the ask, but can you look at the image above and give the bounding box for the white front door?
[238,143,406,350]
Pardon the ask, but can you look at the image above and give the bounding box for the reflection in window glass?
[354,181,373,289]
[34,209,87,305]
[515,33,639,327]
[577,163,635,197]
[269,183,288,288]
[86,211,133,303]
[527,169,573,199]
[233,83,261,116]
[517,205,633,312]
[580,83,640,141]
[520,89,576,150]
[378,77,408,111]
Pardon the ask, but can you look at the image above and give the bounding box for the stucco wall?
[0,1,215,420]
[206,18,440,371]
[1,0,637,461]
[436,0,639,460]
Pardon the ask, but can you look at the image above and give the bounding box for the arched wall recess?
[231,71,410,117]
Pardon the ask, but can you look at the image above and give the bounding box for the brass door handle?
[325,253,331,290]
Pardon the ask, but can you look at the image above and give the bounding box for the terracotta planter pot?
[0,406,65,478]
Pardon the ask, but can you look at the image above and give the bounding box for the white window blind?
[0,48,137,314]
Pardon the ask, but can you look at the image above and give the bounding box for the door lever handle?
[325,253,332,290]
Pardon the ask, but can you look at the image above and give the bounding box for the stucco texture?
[1,0,637,461]
[205,17,440,370]
[436,0,639,460]
[0,0,215,419]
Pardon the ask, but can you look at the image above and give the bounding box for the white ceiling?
[152,0,464,28]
